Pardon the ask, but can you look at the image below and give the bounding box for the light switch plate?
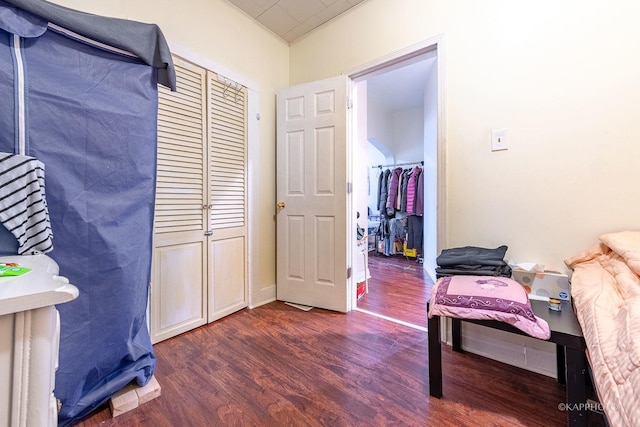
[491,129,508,151]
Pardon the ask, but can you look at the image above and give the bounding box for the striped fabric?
[0,152,53,254]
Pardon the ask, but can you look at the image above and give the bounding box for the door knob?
[276,202,285,209]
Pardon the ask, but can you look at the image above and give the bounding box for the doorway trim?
[345,35,447,307]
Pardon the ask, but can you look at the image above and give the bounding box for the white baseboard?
[249,284,276,309]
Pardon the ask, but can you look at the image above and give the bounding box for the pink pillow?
[428,275,550,339]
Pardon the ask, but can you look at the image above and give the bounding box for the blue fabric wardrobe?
[0,1,175,424]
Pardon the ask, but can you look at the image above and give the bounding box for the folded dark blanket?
[435,262,512,279]
[436,245,508,267]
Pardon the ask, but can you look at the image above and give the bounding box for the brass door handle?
[276,202,285,209]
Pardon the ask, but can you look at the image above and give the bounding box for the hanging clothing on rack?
[372,161,424,217]
[415,167,424,216]
[386,167,403,217]
[399,169,409,212]
[406,215,423,253]
[378,168,390,215]
[406,165,422,214]
[382,217,408,256]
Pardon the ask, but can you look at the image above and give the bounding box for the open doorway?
[350,44,441,329]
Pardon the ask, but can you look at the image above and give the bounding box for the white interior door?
[276,76,349,312]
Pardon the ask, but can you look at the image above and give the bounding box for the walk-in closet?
[353,51,438,328]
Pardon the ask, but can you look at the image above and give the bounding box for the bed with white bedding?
[565,231,640,427]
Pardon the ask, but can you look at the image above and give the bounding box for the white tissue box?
[512,269,570,301]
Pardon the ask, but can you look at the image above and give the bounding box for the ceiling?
[226,0,435,114]
[226,0,367,43]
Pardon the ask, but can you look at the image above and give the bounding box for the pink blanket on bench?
[428,275,551,339]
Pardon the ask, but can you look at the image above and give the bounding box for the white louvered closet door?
[207,73,248,323]
[151,58,208,343]
[150,57,248,343]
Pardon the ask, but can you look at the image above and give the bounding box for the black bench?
[428,299,587,426]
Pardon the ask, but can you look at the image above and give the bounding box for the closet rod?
[371,160,424,169]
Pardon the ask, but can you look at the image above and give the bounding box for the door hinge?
[347,182,352,194]
[347,267,352,279]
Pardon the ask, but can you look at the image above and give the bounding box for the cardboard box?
[512,269,570,301]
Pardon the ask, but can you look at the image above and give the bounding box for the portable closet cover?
[0,1,175,424]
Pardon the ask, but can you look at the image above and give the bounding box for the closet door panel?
[151,58,208,343]
[207,72,248,321]
[208,236,247,322]
[155,59,207,235]
[208,73,247,231]
[151,236,206,343]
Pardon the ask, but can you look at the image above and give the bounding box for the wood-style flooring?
[74,254,573,427]
[357,253,431,328]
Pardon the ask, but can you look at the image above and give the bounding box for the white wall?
[367,99,394,155]
[46,0,640,318]
[393,107,424,163]
[290,0,640,273]
[366,106,424,216]
[49,0,290,307]
[367,104,424,165]
[367,144,387,214]
[290,0,640,376]
[353,81,371,290]
[423,59,438,278]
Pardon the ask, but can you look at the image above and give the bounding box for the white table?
[0,255,78,427]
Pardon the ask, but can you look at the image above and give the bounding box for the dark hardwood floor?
[74,255,571,427]
[357,253,431,328]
